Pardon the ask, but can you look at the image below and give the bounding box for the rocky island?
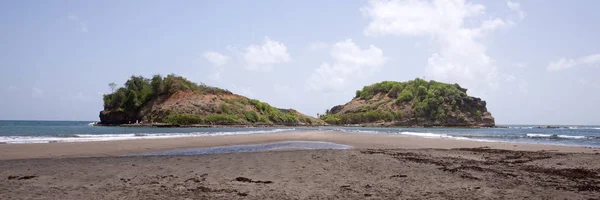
[99,74,325,126]
[320,78,495,127]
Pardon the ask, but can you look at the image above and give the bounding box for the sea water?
[131,141,353,156]
[1,120,599,148]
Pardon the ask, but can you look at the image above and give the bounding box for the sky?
[0,0,599,125]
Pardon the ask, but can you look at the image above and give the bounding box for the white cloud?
[32,88,44,98]
[202,51,229,80]
[203,51,229,66]
[515,62,527,68]
[308,39,387,92]
[309,42,329,51]
[504,74,516,82]
[507,1,526,20]
[580,54,600,65]
[67,14,79,21]
[68,14,88,33]
[362,0,518,94]
[548,58,577,71]
[547,53,600,72]
[242,37,291,71]
[578,79,600,89]
[209,68,223,81]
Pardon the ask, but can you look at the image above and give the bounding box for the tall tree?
[108,82,117,93]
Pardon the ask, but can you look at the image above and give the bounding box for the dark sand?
[0,131,596,160]
[1,131,600,199]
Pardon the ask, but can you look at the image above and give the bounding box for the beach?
[1,131,600,199]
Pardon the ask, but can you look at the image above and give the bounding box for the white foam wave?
[526,133,587,139]
[557,135,586,139]
[0,129,295,144]
[332,128,493,142]
[508,126,533,129]
[398,132,470,140]
[333,129,380,134]
[526,133,553,138]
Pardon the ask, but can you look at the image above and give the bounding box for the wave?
[397,132,474,140]
[0,128,296,144]
[508,126,533,129]
[333,129,381,134]
[526,133,553,138]
[333,128,599,143]
[54,134,80,138]
[568,127,600,130]
[333,128,494,142]
[526,133,588,139]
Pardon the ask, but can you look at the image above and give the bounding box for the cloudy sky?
[1,0,599,125]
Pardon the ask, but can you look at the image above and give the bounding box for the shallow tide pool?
[128,141,353,156]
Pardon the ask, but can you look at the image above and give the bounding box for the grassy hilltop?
[320,78,494,127]
[100,74,324,126]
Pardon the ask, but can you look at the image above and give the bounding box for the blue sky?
[1,0,599,125]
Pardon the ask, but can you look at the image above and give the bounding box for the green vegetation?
[163,114,204,125]
[102,74,319,125]
[320,110,402,125]
[246,99,306,124]
[204,114,239,124]
[161,109,312,125]
[103,74,231,113]
[323,78,485,125]
[355,78,467,102]
[163,113,239,125]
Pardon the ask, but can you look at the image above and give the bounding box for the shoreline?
[95,123,502,128]
[0,131,597,160]
[92,122,582,129]
[2,147,600,199]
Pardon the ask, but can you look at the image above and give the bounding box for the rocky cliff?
[99,74,325,126]
[320,78,494,127]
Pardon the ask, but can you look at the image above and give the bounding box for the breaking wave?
[0,128,296,144]
[526,133,589,139]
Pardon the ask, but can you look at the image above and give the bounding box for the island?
[319,78,495,127]
[98,74,325,126]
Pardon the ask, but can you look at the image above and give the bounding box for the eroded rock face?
[99,110,140,125]
[329,105,344,115]
[99,91,326,126]
[325,95,494,127]
[321,79,495,127]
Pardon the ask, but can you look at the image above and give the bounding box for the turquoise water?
[1,120,599,147]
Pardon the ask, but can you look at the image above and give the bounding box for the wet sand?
[1,131,600,199]
[0,131,597,160]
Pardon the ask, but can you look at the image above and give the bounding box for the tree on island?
[108,82,117,93]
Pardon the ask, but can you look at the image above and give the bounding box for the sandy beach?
[0,131,597,160]
[1,131,600,199]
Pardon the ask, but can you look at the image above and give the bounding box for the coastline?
[92,122,578,129]
[2,131,600,199]
[0,131,597,160]
[93,123,304,128]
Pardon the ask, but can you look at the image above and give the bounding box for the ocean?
[1,120,599,148]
